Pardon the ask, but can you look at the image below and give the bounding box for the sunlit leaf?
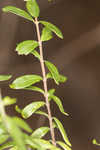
[3,96,16,106]
[31,50,40,60]
[10,75,42,89]
[22,101,45,119]
[40,21,63,39]
[16,40,38,55]
[6,117,26,150]
[45,61,60,84]
[53,117,71,147]
[26,0,40,17]
[13,117,32,133]
[31,126,49,138]
[41,27,53,42]
[92,139,100,146]
[57,141,72,150]
[35,110,48,118]
[24,86,44,94]
[50,95,69,116]
[2,6,33,21]
[0,75,12,81]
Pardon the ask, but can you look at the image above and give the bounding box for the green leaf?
[0,141,14,150]
[22,101,45,118]
[16,40,38,55]
[35,110,48,118]
[26,0,40,18]
[3,96,16,106]
[53,117,71,147]
[13,117,32,133]
[92,139,100,146]
[48,89,56,101]
[31,126,50,138]
[10,146,18,150]
[0,75,12,81]
[45,61,60,85]
[47,73,68,83]
[2,6,33,21]
[15,105,22,114]
[40,21,63,39]
[0,134,9,144]
[41,27,53,42]
[31,50,40,60]
[48,89,56,98]
[6,117,26,150]
[24,86,44,94]
[59,75,68,83]
[10,75,42,89]
[32,138,60,150]
[57,141,72,150]
[50,95,69,116]
[24,134,41,149]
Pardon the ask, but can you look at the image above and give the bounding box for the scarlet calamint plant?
[0,0,72,150]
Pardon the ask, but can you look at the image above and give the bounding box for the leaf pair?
[2,0,39,20]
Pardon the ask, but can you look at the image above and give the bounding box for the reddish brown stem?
[35,18,56,146]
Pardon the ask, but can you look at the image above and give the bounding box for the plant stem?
[35,18,56,146]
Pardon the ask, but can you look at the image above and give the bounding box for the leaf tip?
[2,7,7,12]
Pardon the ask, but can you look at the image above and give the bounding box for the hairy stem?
[35,18,56,146]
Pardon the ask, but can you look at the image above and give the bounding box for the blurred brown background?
[0,0,100,149]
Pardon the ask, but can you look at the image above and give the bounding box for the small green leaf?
[50,95,69,116]
[2,6,33,21]
[31,50,40,60]
[26,0,40,18]
[45,61,60,84]
[53,117,71,147]
[15,105,22,114]
[3,96,16,106]
[47,72,68,83]
[0,75,12,81]
[16,40,38,55]
[40,21,63,39]
[48,89,56,97]
[92,139,100,146]
[59,75,68,83]
[6,117,26,150]
[41,27,53,42]
[57,141,72,150]
[13,117,32,133]
[35,110,48,118]
[22,101,45,119]
[24,86,44,94]
[10,75,42,89]
[31,126,50,138]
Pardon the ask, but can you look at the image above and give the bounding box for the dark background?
[0,0,100,149]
